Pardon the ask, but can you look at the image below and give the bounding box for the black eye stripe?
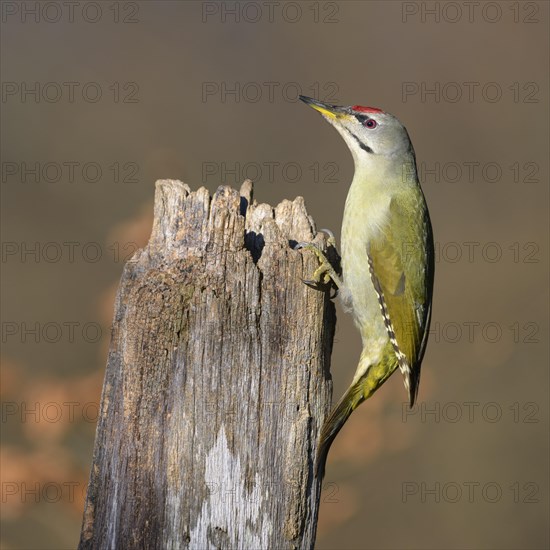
[355,114,369,123]
[345,127,374,154]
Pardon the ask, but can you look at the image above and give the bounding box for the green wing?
[367,193,434,406]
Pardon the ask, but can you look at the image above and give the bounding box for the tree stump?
[79,180,336,549]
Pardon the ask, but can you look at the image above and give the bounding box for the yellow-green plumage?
[315,340,398,476]
[316,187,433,477]
[297,96,434,478]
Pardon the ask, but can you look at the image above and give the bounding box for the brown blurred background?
[1,1,548,548]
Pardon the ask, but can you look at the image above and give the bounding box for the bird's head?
[299,95,414,163]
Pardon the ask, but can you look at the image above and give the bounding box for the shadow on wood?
[79,180,336,549]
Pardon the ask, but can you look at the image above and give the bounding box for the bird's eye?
[364,119,377,129]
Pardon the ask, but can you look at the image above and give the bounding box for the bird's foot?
[294,233,342,292]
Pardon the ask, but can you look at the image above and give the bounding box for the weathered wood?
[79,180,336,549]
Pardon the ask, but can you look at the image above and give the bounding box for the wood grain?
[79,180,336,549]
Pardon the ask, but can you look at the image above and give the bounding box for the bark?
[79,179,336,550]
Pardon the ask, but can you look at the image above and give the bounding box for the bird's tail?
[314,379,365,479]
[315,344,397,479]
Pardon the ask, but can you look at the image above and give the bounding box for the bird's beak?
[299,95,350,120]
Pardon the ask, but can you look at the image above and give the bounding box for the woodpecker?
[297,95,434,478]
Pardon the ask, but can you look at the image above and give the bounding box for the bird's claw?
[319,228,337,248]
[294,241,342,290]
